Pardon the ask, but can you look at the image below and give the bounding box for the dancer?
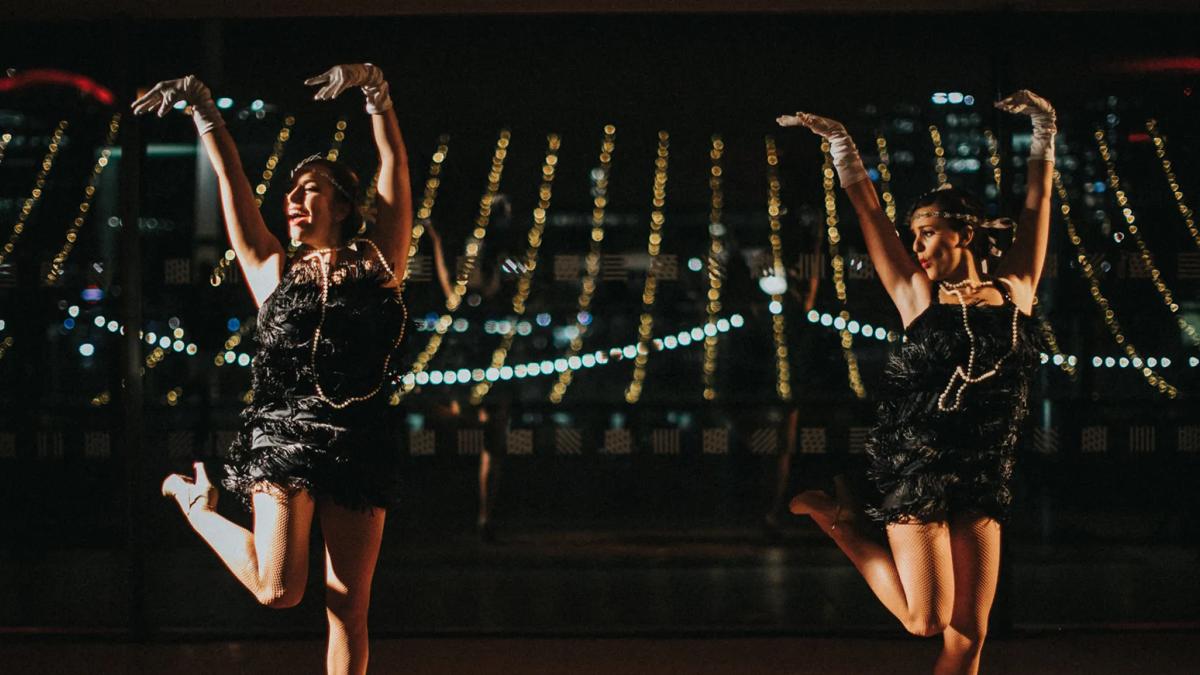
[778,89,1055,675]
[424,220,511,542]
[763,217,823,540]
[137,63,412,675]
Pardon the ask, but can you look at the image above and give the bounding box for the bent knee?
[255,586,304,609]
[946,624,988,649]
[326,591,371,624]
[903,614,949,637]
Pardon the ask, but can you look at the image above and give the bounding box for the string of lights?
[1053,169,1177,397]
[1145,118,1200,250]
[212,116,295,286]
[326,118,348,161]
[1037,316,1075,376]
[928,123,948,187]
[0,132,12,165]
[1,120,69,266]
[254,116,295,209]
[470,133,561,405]
[625,131,671,404]
[763,136,792,402]
[875,132,897,224]
[803,306,1200,371]
[396,315,747,389]
[822,141,867,399]
[702,134,725,400]
[406,134,450,279]
[1095,128,1200,348]
[804,308,899,343]
[550,125,616,404]
[45,114,120,284]
[395,129,511,400]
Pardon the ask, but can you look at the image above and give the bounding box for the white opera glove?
[995,89,1057,164]
[776,111,869,187]
[130,75,225,136]
[304,63,393,114]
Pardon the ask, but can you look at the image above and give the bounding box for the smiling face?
[909,211,974,281]
[284,169,351,248]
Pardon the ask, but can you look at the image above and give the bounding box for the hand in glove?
[995,89,1057,163]
[304,63,393,114]
[131,75,225,136]
[776,111,868,187]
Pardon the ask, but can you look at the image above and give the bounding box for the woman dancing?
[136,63,412,675]
[777,89,1055,675]
[424,221,512,543]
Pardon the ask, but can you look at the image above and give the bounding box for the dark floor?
[3,524,1198,635]
[4,633,1199,675]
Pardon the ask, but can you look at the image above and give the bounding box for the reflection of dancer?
[140,63,412,674]
[778,90,1055,675]
[764,228,822,539]
[425,222,509,542]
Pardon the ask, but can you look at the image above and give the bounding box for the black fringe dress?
[223,242,408,510]
[865,289,1042,525]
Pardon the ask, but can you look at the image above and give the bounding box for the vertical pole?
[116,14,148,641]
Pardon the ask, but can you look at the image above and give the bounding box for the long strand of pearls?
[936,279,1021,412]
[303,238,408,410]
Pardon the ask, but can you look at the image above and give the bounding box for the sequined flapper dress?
[865,290,1042,524]
[223,241,408,510]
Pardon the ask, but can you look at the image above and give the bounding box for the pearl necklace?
[935,278,1021,412]
[301,237,408,410]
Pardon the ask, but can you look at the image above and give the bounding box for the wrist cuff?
[190,99,226,136]
[828,134,869,187]
[363,81,393,115]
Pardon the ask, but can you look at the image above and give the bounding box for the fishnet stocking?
[799,491,1002,671]
[320,500,386,675]
[799,490,953,635]
[187,483,314,607]
[935,514,1002,675]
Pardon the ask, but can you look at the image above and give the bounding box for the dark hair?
[906,186,1011,272]
[289,154,363,242]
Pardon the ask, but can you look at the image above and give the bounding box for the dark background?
[1,4,1198,641]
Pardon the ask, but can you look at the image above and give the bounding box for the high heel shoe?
[162,461,218,517]
[829,474,863,533]
[789,474,863,535]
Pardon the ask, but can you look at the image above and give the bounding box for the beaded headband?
[910,210,1016,259]
[290,153,356,203]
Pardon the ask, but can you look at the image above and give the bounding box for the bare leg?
[935,514,1002,675]
[320,500,386,675]
[163,462,313,607]
[791,488,954,636]
[477,403,505,541]
[767,408,800,524]
[478,449,496,525]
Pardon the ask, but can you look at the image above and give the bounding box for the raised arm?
[993,90,1056,312]
[132,76,285,307]
[777,112,930,326]
[425,223,454,300]
[305,63,414,283]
